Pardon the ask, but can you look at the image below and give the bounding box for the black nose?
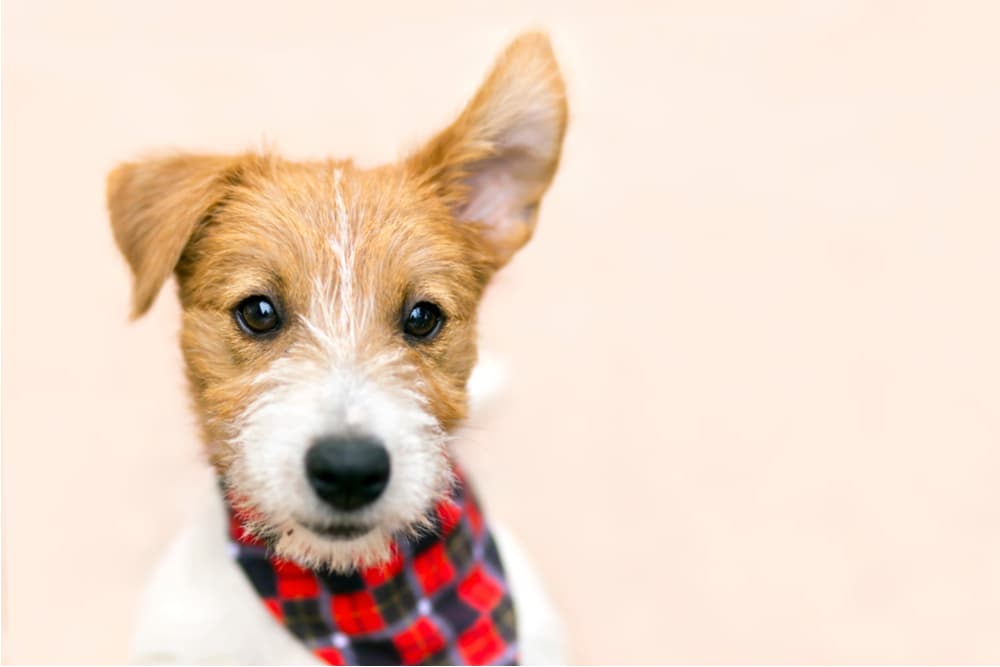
[305,436,390,511]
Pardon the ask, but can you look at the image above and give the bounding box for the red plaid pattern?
[360,542,404,587]
[464,495,484,537]
[228,466,518,665]
[273,558,321,599]
[457,617,506,665]
[314,646,347,665]
[412,542,457,596]
[393,616,447,664]
[458,565,504,612]
[331,590,385,635]
[263,597,283,621]
[437,498,462,533]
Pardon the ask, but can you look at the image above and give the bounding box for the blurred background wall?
[3,0,1000,663]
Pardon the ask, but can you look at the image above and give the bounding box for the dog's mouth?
[298,519,372,540]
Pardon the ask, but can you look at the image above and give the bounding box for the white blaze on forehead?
[324,167,366,346]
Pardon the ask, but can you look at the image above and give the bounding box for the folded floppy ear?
[408,32,568,267]
[107,154,243,318]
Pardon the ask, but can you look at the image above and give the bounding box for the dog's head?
[107,33,566,570]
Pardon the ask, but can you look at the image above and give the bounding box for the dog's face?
[107,33,566,570]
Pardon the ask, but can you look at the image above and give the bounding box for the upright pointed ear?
[107,154,244,318]
[408,32,568,267]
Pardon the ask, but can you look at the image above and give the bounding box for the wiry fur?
[108,32,567,575]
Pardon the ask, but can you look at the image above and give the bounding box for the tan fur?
[408,33,568,266]
[175,160,495,464]
[107,32,567,566]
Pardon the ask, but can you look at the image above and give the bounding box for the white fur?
[466,352,507,418]
[227,315,451,571]
[326,167,359,338]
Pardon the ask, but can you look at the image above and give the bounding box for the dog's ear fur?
[408,32,568,267]
[107,154,244,318]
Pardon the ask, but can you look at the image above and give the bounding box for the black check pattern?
[490,597,517,644]
[372,574,418,625]
[228,466,519,665]
[283,598,330,641]
[445,523,474,566]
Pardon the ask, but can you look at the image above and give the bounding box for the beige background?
[4,1,1000,663]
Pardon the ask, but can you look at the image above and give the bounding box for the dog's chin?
[254,493,446,572]
[298,518,373,541]
[259,515,396,573]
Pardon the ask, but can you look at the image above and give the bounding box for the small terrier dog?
[108,33,567,665]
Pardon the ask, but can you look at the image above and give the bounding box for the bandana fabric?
[227,470,518,666]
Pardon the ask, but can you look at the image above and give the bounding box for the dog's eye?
[235,296,281,336]
[403,301,444,340]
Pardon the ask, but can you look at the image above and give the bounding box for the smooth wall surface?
[4,1,1000,663]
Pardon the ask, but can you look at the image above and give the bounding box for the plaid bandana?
[226,469,518,665]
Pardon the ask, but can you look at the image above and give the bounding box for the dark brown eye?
[235,295,281,336]
[403,301,443,340]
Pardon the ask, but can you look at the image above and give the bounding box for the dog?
[107,32,568,665]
